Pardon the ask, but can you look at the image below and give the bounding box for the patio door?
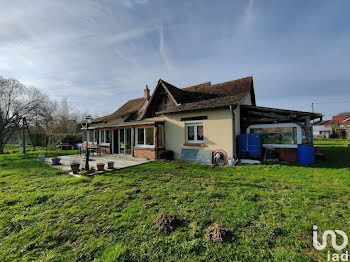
[113,130,118,154]
[126,128,131,155]
[118,128,132,155]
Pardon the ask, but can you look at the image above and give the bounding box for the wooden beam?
[305,116,312,144]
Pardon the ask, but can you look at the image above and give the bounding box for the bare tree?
[45,98,82,147]
[0,76,52,153]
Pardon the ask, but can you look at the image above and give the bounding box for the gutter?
[229,104,238,160]
[81,120,164,130]
[155,103,232,115]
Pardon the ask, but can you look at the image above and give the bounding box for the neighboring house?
[332,113,350,139]
[312,120,338,139]
[83,76,321,163]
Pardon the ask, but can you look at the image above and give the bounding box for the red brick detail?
[82,144,110,154]
[100,146,110,154]
[134,148,156,159]
[183,143,206,147]
[212,148,228,165]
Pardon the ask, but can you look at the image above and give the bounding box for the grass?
[0,139,349,261]
[3,144,45,153]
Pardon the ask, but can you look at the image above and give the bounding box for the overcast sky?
[1,0,349,119]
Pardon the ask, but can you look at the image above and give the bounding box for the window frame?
[99,129,110,146]
[135,127,155,148]
[247,123,302,148]
[185,121,204,143]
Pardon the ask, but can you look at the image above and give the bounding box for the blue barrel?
[238,135,248,157]
[297,145,315,165]
[248,134,261,157]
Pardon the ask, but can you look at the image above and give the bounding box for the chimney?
[144,85,150,100]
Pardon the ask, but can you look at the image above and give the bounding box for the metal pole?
[85,121,89,171]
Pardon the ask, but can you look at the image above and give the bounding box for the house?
[332,113,350,139]
[313,120,338,139]
[312,113,350,139]
[83,76,322,163]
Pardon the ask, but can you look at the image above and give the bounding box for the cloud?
[159,22,173,70]
[0,0,349,119]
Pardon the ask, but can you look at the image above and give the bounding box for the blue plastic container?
[238,134,262,158]
[297,145,315,165]
[248,134,261,157]
[238,135,248,157]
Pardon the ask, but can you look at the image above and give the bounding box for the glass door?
[126,128,131,155]
[119,129,125,154]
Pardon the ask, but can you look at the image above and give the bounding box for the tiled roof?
[157,76,254,114]
[92,76,254,123]
[92,97,145,123]
[332,114,350,125]
[314,120,338,127]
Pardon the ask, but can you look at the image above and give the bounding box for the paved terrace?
[45,154,150,173]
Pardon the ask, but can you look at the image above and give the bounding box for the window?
[86,130,91,142]
[99,130,105,143]
[99,129,110,144]
[247,123,303,148]
[164,96,171,109]
[186,122,204,143]
[137,128,144,145]
[157,95,172,112]
[145,128,154,145]
[90,129,97,143]
[83,130,87,142]
[106,130,110,143]
[250,127,297,145]
[136,127,154,147]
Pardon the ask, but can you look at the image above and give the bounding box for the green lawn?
[3,144,45,153]
[0,140,349,261]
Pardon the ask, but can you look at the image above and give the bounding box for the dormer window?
[164,96,171,109]
[157,95,172,112]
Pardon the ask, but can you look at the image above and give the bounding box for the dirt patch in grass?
[93,181,103,187]
[205,225,233,243]
[155,214,179,232]
[142,195,152,201]
[132,188,142,194]
[142,195,156,207]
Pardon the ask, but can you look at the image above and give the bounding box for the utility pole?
[312,102,314,113]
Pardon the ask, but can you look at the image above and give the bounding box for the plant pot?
[107,161,114,169]
[96,163,105,171]
[51,157,61,165]
[70,163,80,174]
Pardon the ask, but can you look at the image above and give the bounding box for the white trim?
[117,128,132,155]
[343,116,350,122]
[135,127,155,148]
[92,121,157,129]
[186,122,204,143]
[247,123,302,145]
